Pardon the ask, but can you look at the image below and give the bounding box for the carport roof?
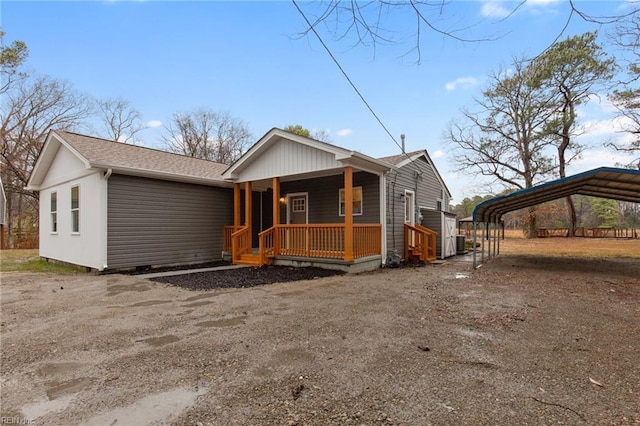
[473,167,640,223]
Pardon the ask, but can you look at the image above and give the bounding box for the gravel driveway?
[1,255,638,425]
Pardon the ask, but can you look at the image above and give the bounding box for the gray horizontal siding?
[107,174,233,269]
[421,210,443,258]
[280,172,380,224]
[386,156,449,255]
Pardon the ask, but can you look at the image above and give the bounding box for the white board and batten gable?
[222,128,391,183]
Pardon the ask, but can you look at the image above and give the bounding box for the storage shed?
[421,209,457,259]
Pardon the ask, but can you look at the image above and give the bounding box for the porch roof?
[222,128,393,183]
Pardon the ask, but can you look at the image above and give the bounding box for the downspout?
[380,172,387,265]
[102,168,112,271]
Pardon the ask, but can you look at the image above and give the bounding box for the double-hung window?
[71,186,79,233]
[51,192,58,233]
[339,186,363,216]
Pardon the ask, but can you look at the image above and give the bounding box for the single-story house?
[26,128,453,272]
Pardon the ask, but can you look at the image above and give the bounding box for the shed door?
[444,216,457,257]
[288,194,308,224]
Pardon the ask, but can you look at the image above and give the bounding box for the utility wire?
[292,1,447,218]
[291,0,404,153]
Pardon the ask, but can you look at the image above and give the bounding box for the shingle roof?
[377,150,424,166]
[56,130,228,182]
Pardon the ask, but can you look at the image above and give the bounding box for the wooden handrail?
[223,225,240,252]
[405,224,437,262]
[231,226,251,263]
[258,227,276,266]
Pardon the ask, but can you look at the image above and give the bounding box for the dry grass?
[499,237,640,258]
[0,249,79,273]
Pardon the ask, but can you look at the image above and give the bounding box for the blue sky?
[2,0,634,202]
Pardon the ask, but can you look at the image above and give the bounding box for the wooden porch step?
[236,253,261,266]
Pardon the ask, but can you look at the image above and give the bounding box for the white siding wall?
[39,171,105,270]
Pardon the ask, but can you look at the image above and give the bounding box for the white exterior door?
[287,193,308,224]
[444,216,457,257]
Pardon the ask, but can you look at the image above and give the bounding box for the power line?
[291,1,446,209]
[291,0,405,153]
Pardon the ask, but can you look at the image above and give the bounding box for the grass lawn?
[499,237,640,258]
[0,249,80,273]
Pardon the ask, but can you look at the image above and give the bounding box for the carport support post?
[487,222,491,260]
[493,219,500,257]
[472,220,477,269]
[481,222,485,263]
[343,166,354,262]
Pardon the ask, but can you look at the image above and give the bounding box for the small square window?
[292,198,306,212]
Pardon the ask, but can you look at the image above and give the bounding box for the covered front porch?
[220,128,392,272]
[222,167,383,272]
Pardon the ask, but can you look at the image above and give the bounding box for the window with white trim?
[71,186,79,233]
[339,186,363,216]
[292,197,306,212]
[51,192,57,233]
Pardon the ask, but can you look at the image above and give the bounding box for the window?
[292,197,306,212]
[339,186,363,216]
[71,186,79,233]
[51,192,57,233]
[404,190,415,224]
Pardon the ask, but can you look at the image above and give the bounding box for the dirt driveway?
[1,255,639,425]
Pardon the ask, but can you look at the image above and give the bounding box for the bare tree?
[95,97,144,144]
[445,59,558,237]
[293,1,631,64]
[312,128,332,142]
[609,6,640,169]
[163,109,252,164]
[283,124,332,142]
[0,74,92,247]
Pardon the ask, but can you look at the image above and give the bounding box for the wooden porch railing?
[405,223,437,262]
[254,224,382,265]
[354,224,382,258]
[231,226,251,263]
[223,225,240,252]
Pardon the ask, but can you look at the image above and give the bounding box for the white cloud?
[526,0,561,5]
[481,0,561,19]
[337,128,352,137]
[432,150,445,158]
[146,120,162,128]
[445,77,477,92]
[480,1,510,18]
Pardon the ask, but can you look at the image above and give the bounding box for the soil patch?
[150,265,345,290]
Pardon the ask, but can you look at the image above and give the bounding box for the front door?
[288,193,308,224]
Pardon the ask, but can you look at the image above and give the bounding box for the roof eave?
[92,163,234,188]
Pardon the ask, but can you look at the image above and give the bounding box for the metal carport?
[471,167,640,268]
